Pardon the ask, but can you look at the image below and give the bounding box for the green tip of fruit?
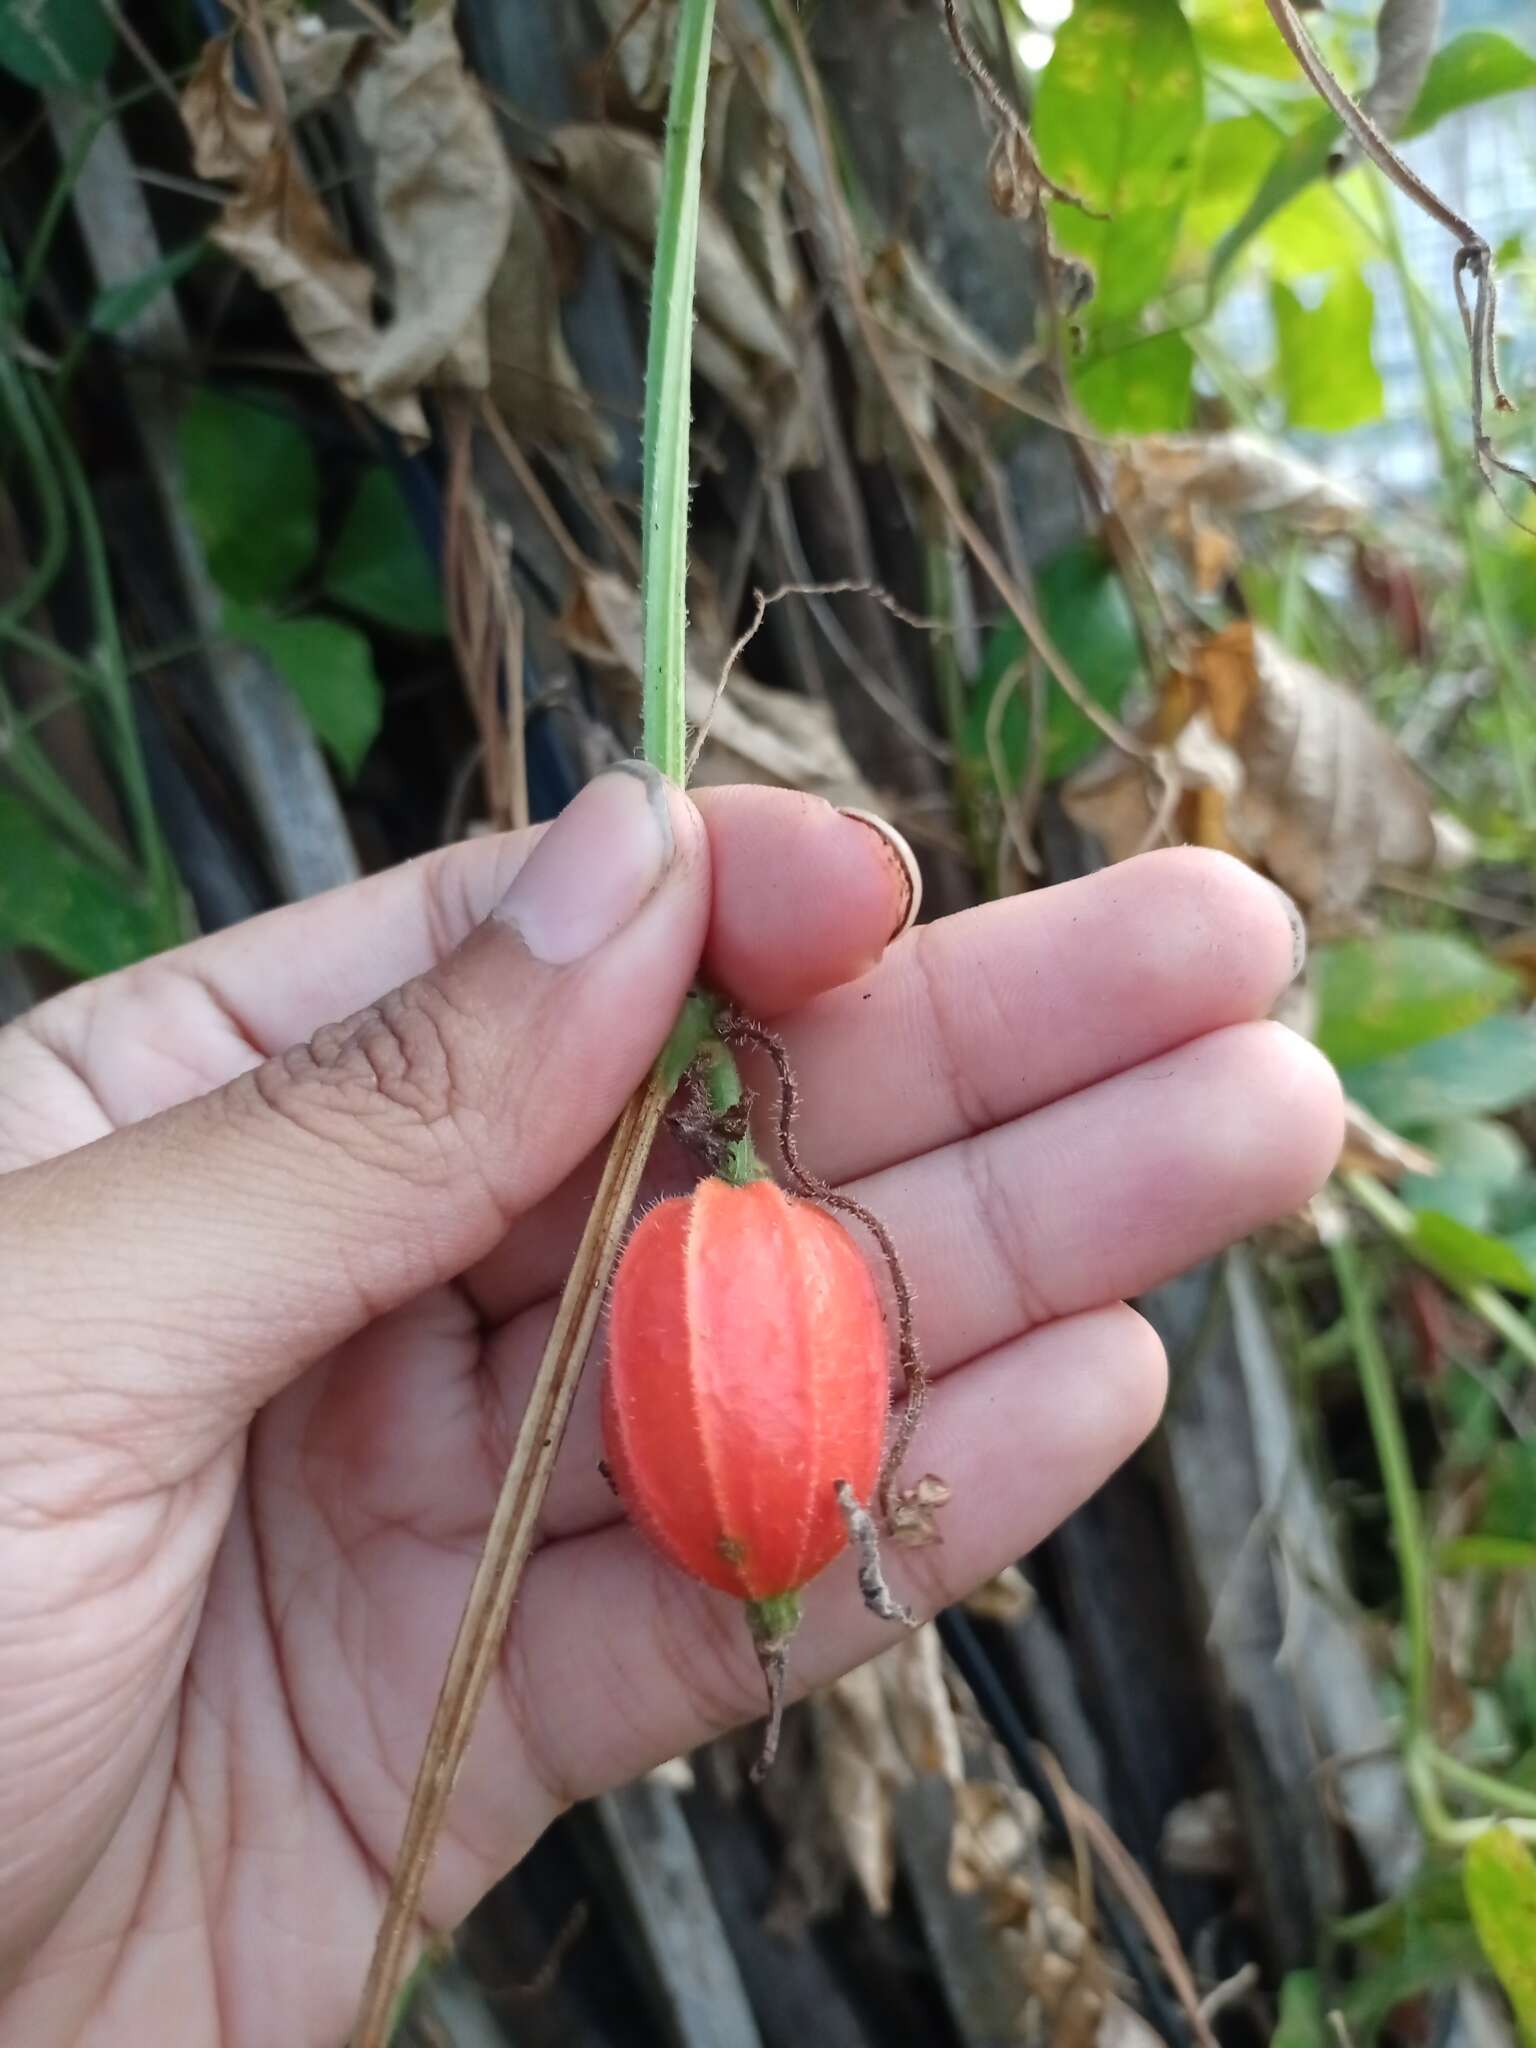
[745,1590,802,1652]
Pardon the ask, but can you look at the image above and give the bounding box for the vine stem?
[640,0,718,783]
[349,4,717,2038]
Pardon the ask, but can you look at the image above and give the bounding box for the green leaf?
[321,467,445,636]
[1402,1119,1529,1233]
[1072,330,1193,434]
[1438,1535,1536,1574]
[223,604,383,779]
[1189,0,1300,80]
[1260,173,1374,282]
[1402,33,1536,140]
[0,0,113,88]
[1211,113,1339,287]
[1465,1828,1536,2047]
[89,240,204,336]
[1271,1970,1328,2048]
[1341,1860,1487,2035]
[0,794,168,979]
[966,542,1141,788]
[1408,1211,1536,1298]
[179,390,320,604]
[1271,272,1383,432]
[1314,934,1522,1069]
[1185,117,1283,254]
[1480,1442,1536,1546]
[1034,0,1203,325]
[1342,1016,1536,1130]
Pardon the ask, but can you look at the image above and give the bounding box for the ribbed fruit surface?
[602,1177,889,1601]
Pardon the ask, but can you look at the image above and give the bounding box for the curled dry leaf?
[184,8,514,448]
[550,124,818,465]
[961,1562,1036,1625]
[1340,1099,1439,1181]
[1114,430,1369,592]
[564,568,883,811]
[1064,622,1464,922]
[344,6,514,402]
[486,174,617,463]
[180,36,424,440]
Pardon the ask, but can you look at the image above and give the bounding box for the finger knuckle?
[247,979,493,1187]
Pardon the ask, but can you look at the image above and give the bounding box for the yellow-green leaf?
[1272,273,1383,432]
[1034,0,1202,326]
[1072,331,1193,434]
[1464,1828,1536,2047]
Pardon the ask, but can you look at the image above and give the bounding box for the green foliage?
[1464,1829,1536,2047]
[0,794,174,979]
[0,0,113,88]
[89,242,204,337]
[1342,1016,1536,1131]
[1401,1119,1529,1232]
[1270,1969,1328,2048]
[1480,1442,1536,1546]
[1074,331,1193,433]
[321,468,445,636]
[966,542,1141,788]
[1401,32,1536,139]
[1408,1211,1535,1298]
[1314,935,1521,1070]
[1187,0,1298,81]
[1271,273,1383,431]
[223,605,383,782]
[1035,0,1203,324]
[1339,1862,1487,2037]
[1035,0,1198,431]
[179,390,319,605]
[1210,115,1340,287]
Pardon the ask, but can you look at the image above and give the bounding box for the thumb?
[3,765,705,1471]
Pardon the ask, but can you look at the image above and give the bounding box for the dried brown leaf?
[1340,1100,1439,1181]
[485,175,616,463]
[567,569,882,811]
[1065,622,1451,920]
[1115,430,1368,548]
[346,5,514,402]
[180,36,426,442]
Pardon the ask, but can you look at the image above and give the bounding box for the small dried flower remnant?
[602,1174,901,1773]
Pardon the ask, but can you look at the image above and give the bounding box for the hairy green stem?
[639,0,717,784]
[1328,1229,1432,1735]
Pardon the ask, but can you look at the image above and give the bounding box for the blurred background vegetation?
[2,0,1536,2043]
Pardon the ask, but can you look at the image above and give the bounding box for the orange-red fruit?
[602,1177,889,1602]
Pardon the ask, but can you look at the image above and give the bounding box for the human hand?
[0,769,1340,2044]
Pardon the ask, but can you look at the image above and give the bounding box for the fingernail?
[496,764,675,965]
[1266,877,1308,982]
[838,807,923,938]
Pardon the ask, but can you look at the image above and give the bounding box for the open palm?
[0,772,1340,2045]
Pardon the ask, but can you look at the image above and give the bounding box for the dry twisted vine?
[1262,0,1533,521]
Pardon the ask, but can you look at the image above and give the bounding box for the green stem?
[1348,1171,1536,1373]
[1328,1227,1432,1736]
[1430,1749,1536,1824]
[30,367,183,946]
[639,0,717,785]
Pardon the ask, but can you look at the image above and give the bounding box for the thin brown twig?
[936,0,1103,220]
[350,1083,668,2047]
[1262,0,1533,516]
[718,1013,929,1511]
[686,577,945,775]
[1051,1767,1222,2048]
